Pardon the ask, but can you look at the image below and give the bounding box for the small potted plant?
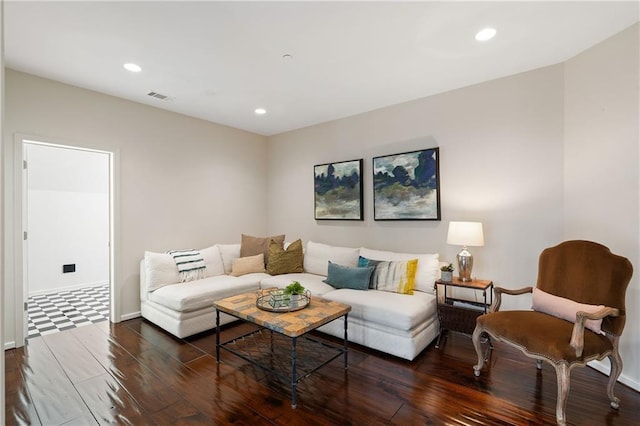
[284,281,306,304]
[440,263,454,282]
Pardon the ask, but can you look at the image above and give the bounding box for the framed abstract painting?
[373,148,440,220]
[314,159,364,220]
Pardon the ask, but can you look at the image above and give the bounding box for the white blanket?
[167,249,206,282]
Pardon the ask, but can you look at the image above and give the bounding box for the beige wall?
[3,70,268,346]
[564,23,640,389]
[266,24,639,389]
[267,64,565,304]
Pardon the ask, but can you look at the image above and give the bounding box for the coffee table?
[214,291,351,408]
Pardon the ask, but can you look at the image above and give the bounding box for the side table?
[434,277,493,348]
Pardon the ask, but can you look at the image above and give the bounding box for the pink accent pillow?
[532,288,605,335]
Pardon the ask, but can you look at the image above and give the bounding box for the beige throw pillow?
[240,233,285,265]
[267,239,304,275]
[230,253,266,276]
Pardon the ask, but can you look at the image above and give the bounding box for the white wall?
[564,24,640,389]
[26,143,109,295]
[1,2,6,421]
[267,64,565,309]
[266,24,639,389]
[4,70,268,347]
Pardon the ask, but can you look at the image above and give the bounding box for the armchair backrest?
[536,240,633,336]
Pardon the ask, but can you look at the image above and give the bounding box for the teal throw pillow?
[323,261,374,290]
[358,256,381,288]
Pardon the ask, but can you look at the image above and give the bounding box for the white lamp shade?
[447,221,484,247]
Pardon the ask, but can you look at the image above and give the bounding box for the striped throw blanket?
[167,249,206,282]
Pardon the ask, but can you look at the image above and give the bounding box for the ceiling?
[4,1,639,136]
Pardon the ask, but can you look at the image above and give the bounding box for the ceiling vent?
[147,91,169,100]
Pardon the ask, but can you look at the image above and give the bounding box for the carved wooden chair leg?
[472,325,485,376]
[607,351,623,409]
[554,362,570,426]
[536,359,543,370]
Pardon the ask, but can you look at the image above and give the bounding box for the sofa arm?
[140,259,148,301]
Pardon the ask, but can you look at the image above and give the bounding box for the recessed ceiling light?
[254,108,267,115]
[123,63,142,73]
[282,53,293,60]
[475,28,497,42]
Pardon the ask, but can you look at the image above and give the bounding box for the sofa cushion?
[323,262,374,290]
[231,253,266,276]
[359,247,439,294]
[240,234,285,265]
[145,246,226,292]
[217,243,241,274]
[267,239,304,275]
[260,272,336,296]
[304,240,360,276]
[321,289,436,331]
[199,245,225,277]
[149,273,266,312]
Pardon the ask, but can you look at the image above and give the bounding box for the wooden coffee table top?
[214,291,351,337]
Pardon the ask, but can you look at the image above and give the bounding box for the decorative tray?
[256,288,311,312]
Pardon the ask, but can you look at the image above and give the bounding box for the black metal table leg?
[291,337,297,409]
[215,309,220,362]
[344,313,349,369]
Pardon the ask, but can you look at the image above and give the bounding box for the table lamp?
[447,221,484,282]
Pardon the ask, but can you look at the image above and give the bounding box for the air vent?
[147,91,169,100]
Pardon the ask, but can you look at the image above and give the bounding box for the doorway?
[21,140,113,340]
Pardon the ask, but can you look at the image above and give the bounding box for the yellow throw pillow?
[267,239,304,275]
[367,258,418,295]
[230,253,266,276]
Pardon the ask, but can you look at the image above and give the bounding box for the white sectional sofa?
[140,240,441,360]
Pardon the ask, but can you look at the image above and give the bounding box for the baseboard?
[28,281,109,297]
[4,341,16,350]
[589,360,640,392]
[119,311,141,322]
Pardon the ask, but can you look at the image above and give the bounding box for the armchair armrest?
[570,306,620,357]
[490,286,533,313]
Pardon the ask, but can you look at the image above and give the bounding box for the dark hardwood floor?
[5,318,640,425]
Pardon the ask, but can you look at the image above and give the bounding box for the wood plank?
[73,373,153,425]
[70,324,181,413]
[42,329,106,384]
[6,320,640,425]
[4,348,41,426]
[16,337,95,425]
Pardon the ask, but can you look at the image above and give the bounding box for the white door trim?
[13,134,120,346]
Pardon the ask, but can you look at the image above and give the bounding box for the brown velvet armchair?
[471,240,633,426]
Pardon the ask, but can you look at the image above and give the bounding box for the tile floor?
[27,284,110,338]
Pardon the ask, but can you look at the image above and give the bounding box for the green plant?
[284,281,305,295]
[440,263,454,272]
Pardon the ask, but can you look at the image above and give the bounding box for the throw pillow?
[362,257,418,295]
[359,247,439,294]
[144,251,180,292]
[532,287,605,335]
[230,253,266,276]
[240,234,285,265]
[357,256,381,288]
[267,239,304,275]
[323,261,374,290]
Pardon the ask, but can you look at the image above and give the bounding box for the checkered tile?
[27,284,110,339]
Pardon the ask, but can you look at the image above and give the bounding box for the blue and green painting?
[373,148,440,220]
[314,159,363,220]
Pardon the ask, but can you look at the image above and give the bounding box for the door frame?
[13,134,119,345]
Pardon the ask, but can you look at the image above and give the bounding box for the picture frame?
[314,159,364,220]
[373,148,440,220]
